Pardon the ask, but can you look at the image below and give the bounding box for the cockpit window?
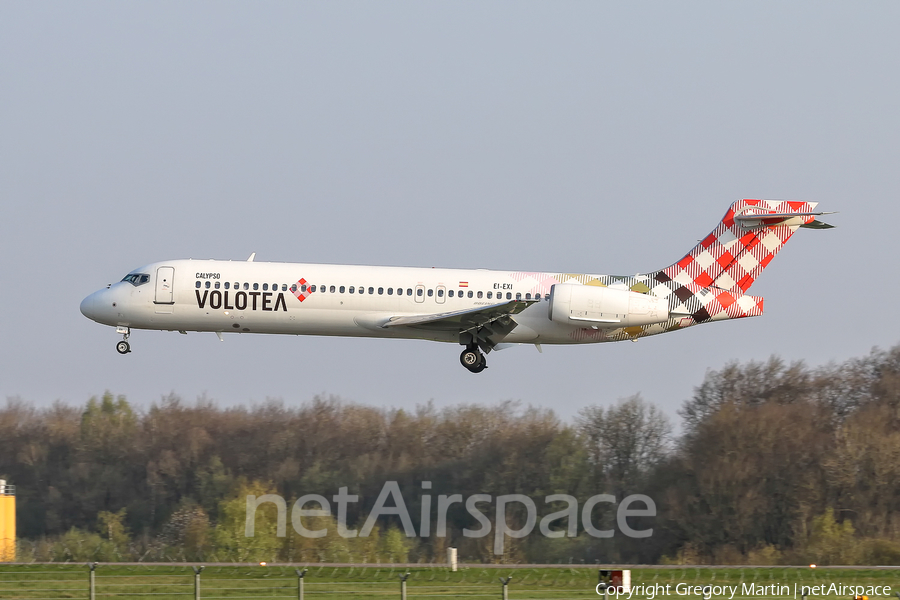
[121,273,150,286]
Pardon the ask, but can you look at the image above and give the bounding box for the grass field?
[0,564,896,600]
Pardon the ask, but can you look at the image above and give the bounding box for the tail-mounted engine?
[548,283,669,328]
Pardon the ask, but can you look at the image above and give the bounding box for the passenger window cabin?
[217,282,542,301]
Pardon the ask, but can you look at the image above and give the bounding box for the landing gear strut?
[459,345,487,373]
[116,327,131,354]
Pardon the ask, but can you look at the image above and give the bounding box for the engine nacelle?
[548,283,669,328]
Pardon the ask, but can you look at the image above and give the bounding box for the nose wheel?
[460,346,487,373]
[116,327,131,354]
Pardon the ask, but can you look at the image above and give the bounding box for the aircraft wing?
[383,299,539,336]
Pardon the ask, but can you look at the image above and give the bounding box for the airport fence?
[0,563,586,600]
[0,563,898,600]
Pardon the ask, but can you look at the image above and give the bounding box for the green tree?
[212,481,282,562]
[50,528,118,561]
[97,508,130,557]
[804,509,856,565]
[378,526,412,563]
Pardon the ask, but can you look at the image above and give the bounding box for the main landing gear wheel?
[460,348,487,373]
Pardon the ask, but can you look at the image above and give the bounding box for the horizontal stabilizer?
[734,210,836,227]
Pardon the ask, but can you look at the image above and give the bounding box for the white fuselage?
[81,259,640,346]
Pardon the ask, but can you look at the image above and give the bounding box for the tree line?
[1,343,899,564]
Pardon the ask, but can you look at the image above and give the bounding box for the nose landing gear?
[116,327,131,354]
[460,345,487,373]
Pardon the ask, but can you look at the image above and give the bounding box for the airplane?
[80,199,833,373]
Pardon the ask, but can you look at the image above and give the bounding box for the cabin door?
[154,267,175,304]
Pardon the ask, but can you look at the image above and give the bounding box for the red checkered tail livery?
[647,199,833,324]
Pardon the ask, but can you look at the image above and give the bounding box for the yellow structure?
[0,479,15,562]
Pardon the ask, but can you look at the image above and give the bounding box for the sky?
[1,2,898,423]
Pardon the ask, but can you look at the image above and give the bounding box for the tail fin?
[643,199,833,326]
[654,199,832,294]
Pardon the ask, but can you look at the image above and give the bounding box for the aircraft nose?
[80,290,105,323]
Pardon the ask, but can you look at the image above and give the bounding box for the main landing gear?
[460,345,487,373]
[116,327,131,354]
